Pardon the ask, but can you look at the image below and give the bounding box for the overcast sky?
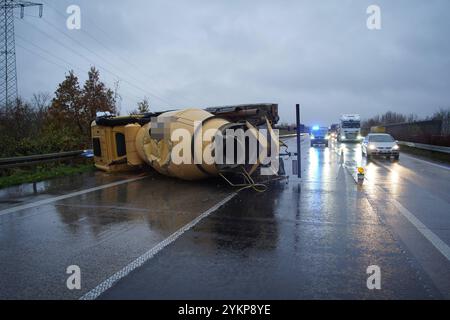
[14,0,450,125]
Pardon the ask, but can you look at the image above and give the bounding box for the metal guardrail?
[279,133,308,138]
[398,141,450,154]
[0,150,85,169]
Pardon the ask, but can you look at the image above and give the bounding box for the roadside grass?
[399,145,450,165]
[0,162,95,189]
[278,129,297,136]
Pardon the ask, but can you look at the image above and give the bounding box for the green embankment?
[399,145,450,165]
[0,162,95,189]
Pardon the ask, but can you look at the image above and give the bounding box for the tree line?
[279,109,449,132]
[361,109,449,131]
[0,67,150,157]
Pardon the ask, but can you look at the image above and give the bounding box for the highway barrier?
[0,150,89,169]
[370,118,450,146]
[398,141,450,154]
[279,133,308,138]
[1,133,306,171]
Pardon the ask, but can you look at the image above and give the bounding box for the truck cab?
[338,114,362,142]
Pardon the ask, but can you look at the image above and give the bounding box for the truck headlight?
[357,135,363,140]
[310,134,315,139]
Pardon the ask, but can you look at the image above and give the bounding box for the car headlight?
[392,145,399,150]
[357,135,363,140]
[369,144,376,150]
[325,135,330,140]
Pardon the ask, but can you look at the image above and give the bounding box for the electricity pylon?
[0,0,42,107]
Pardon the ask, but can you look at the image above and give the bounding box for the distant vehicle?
[310,126,329,147]
[81,149,94,158]
[329,123,339,139]
[362,133,400,160]
[337,114,362,142]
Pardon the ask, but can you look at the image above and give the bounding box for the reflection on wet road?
[101,138,450,299]
[0,171,232,299]
[1,137,449,299]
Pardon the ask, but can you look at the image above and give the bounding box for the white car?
[362,133,400,160]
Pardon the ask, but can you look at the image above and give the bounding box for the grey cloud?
[13,0,450,125]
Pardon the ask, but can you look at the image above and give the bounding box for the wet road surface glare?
[1,136,449,299]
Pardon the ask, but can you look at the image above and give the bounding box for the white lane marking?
[370,161,450,260]
[79,192,237,300]
[0,176,148,217]
[391,198,450,262]
[402,154,450,171]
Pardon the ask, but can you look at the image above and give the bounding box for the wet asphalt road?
[0,137,449,299]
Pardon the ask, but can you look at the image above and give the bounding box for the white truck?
[337,114,362,142]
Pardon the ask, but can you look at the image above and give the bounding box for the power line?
[17,20,167,107]
[15,43,141,108]
[15,41,142,105]
[15,33,143,102]
[39,17,179,107]
[16,42,68,72]
[1,0,43,107]
[18,18,176,107]
[40,0,209,107]
[16,34,82,71]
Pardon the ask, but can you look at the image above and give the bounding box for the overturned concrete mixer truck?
[91,104,282,181]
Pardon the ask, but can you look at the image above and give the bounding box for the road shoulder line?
[390,198,450,262]
[0,175,148,217]
[402,154,450,171]
[369,160,450,262]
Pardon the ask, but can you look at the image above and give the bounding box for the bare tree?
[430,108,450,120]
[113,80,122,116]
[130,97,150,115]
